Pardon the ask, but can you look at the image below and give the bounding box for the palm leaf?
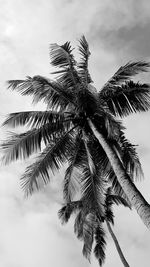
[8,76,75,109]
[20,127,77,195]
[81,165,106,219]
[106,194,131,209]
[58,201,83,224]
[121,138,144,181]
[101,61,150,88]
[114,133,144,181]
[94,225,106,266]
[50,42,80,88]
[63,135,85,202]
[77,35,92,83]
[2,110,69,128]
[1,118,72,164]
[100,81,150,117]
[82,213,97,261]
[50,42,75,69]
[74,210,85,240]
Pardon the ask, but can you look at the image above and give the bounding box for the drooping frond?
[82,137,107,216]
[77,35,92,83]
[83,134,96,175]
[20,128,77,195]
[82,213,97,261]
[2,110,69,128]
[99,81,150,117]
[58,200,83,224]
[8,76,75,109]
[94,225,106,266]
[63,165,79,203]
[120,136,144,181]
[63,134,85,202]
[106,167,132,207]
[81,165,106,219]
[113,132,144,181]
[101,61,150,88]
[74,210,85,240]
[106,194,131,209]
[86,138,109,177]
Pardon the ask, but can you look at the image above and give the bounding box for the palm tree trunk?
[88,119,150,229]
[106,220,130,267]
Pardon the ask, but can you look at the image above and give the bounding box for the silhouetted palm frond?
[50,42,75,69]
[1,118,73,164]
[8,76,75,109]
[77,35,92,83]
[58,200,83,224]
[102,61,150,87]
[100,80,150,117]
[20,127,77,195]
[63,135,85,202]
[94,225,106,266]
[2,110,69,128]
[82,212,97,261]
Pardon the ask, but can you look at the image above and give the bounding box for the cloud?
[88,0,150,60]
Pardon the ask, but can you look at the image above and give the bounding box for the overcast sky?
[0,0,150,266]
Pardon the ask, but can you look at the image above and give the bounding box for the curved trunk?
[88,119,150,230]
[106,220,130,267]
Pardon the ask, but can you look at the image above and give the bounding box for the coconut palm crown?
[2,36,150,230]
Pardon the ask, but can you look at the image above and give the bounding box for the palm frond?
[105,207,114,225]
[58,201,83,224]
[81,165,106,219]
[83,134,96,175]
[119,135,144,181]
[63,165,79,203]
[1,118,72,164]
[74,210,85,240]
[1,127,49,164]
[87,138,109,177]
[106,168,132,207]
[8,76,75,109]
[106,194,131,209]
[77,35,92,83]
[94,225,106,267]
[50,42,75,69]
[50,42,81,89]
[2,110,69,128]
[63,135,84,202]
[100,81,150,117]
[101,61,150,88]
[20,127,77,195]
[82,213,96,261]
[113,133,144,181]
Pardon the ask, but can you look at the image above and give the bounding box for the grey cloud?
[87,0,150,61]
[94,22,150,59]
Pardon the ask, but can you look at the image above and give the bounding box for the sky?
[0,0,150,266]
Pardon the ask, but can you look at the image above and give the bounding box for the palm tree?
[58,187,131,267]
[2,36,150,229]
